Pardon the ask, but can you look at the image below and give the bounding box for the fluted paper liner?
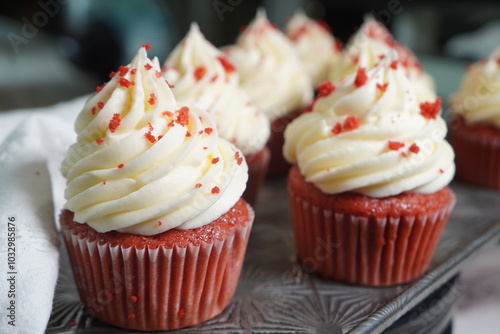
[61,205,254,331]
[288,189,454,287]
[243,147,270,206]
[449,120,500,190]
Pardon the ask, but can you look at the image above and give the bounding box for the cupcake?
[329,15,436,104]
[283,51,456,286]
[60,45,254,331]
[284,9,342,88]
[162,23,270,206]
[448,47,500,189]
[224,9,313,176]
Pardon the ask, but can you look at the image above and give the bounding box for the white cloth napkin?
[0,97,86,334]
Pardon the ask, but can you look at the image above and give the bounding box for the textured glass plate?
[47,179,500,334]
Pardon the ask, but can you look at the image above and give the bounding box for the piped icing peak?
[224,8,313,120]
[330,15,436,103]
[449,47,500,128]
[285,10,342,86]
[163,23,270,156]
[62,46,248,235]
[284,51,455,197]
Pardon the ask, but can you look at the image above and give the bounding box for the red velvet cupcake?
[59,46,253,330]
[448,48,500,190]
[283,52,456,286]
[224,9,313,177]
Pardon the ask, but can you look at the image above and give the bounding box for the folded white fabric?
[0,97,85,334]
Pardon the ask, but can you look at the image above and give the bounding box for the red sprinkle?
[130,296,138,302]
[97,101,105,109]
[148,93,157,105]
[194,66,207,81]
[166,80,175,88]
[130,68,137,75]
[118,65,129,76]
[290,25,308,41]
[204,127,213,135]
[168,120,175,127]
[155,71,162,78]
[148,123,154,131]
[354,68,368,88]
[409,143,420,154]
[376,83,388,92]
[331,122,342,135]
[162,111,174,117]
[142,44,152,50]
[128,313,136,319]
[439,168,444,174]
[158,135,163,140]
[176,106,190,126]
[217,56,236,73]
[420,97,442,120]
[96,138,104,145]
[317,81,336,97]
[234,151,243,165]
[119,77,133,88]
[212,157,220,164]
[91,107,96,115]
[117,164,124,169]
[401,152,408,158]
[102,181,106,185]
[144,63,152,70]
[388,141,405,150]
[210,74,219,82]
[95,83,106,93]
[211,186,220,194]
[334,38,343,52]
[144,131,156,143]
[109,71,116,78]
[390,60,398,70]
[108,113,121,133]
[195,183,203,188]
[343,116,360,131]
[185,131,191,137]
[203,146,208,150]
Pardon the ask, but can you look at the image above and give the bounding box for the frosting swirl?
[284,52,455,197]
[449,47,500,128]
[329,16,436,103]
[61,46,248,235]
[285,10,341,87]
[224,9,313,120]
[163,23,270,156]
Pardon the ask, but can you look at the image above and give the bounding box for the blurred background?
[1,0,500,111]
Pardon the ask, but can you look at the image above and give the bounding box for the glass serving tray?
[46,178,500,334]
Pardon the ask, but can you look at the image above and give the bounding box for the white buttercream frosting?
[224,9,313,120]
[284,52,455,197]
[329,16,436,103]
[163,23,270,156]
[449,47,500,128]
[61,46,248,235]
[285,10,341,87]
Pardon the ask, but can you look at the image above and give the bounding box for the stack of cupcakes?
[60,46,254,331]
[448,47,500,189]
[224,9,313,176]
[283,51,456,286]
[162,23,271,205]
